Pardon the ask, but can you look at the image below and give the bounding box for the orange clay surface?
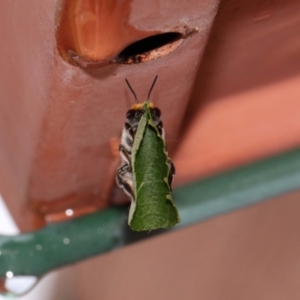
[1,0,300,230]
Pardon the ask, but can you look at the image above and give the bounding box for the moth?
[116,76,180,231]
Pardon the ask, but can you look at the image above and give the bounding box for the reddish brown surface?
[0,0,218,231]
[1,0,300,298]
[1,0,300,231]
[76,189,300,300]
[174,0,300,184]
[74,1,300,298]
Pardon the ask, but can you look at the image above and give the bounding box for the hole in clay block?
[115,32,183,64]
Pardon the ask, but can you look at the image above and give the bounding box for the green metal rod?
[1,148,300,277]
[176,147,300,226]
[0,207,126,277]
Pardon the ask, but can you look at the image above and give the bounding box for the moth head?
[145,101,162,123]
[125,76,160,126]
[126,106,145,126]
[149,106,161,123]
[126,102,161,126]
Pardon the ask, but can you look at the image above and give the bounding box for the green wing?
[128,102,180,231]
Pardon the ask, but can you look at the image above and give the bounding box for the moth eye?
[126,109,136,120]
[151,107,161,121]
[135,110,142,119]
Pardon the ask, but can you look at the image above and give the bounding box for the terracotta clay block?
[0,0,219,231]
[174,0,300,184]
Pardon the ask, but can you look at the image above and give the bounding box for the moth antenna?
[125,78,138,103]
[147,75,158,100]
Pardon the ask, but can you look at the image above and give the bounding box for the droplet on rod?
[0,276,38,297]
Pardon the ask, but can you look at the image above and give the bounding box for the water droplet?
[36,244,43,251]
[63,238,70,245]
[65,209,74,217]
[0,275,38,297]
[6,271,13,279]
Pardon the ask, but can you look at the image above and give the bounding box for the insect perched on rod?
[116,76,180,231]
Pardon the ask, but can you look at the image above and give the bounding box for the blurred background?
[1,0,300,299]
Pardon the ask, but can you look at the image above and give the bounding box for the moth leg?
[124,122,136,139]
[121,181,135,202]
[120,123,135,153]
[156,121,165,139]
[116,169,135,202]
[169,159,176,176]
[167,159,176,190]
[119,145,132,169]
[116,167,127,187]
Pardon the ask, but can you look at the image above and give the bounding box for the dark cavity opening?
[116,32,182,63]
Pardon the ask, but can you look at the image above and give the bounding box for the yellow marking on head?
[131,103,144,110]
[131,101,155,110]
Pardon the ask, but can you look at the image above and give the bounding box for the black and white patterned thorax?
[116,104,175,202]
[121,105,164,154]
